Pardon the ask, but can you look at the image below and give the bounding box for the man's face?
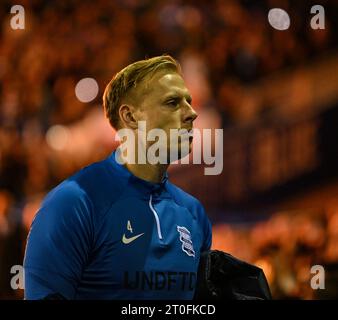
[135,70,197,161]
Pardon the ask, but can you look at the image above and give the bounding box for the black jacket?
[194,250,272,300]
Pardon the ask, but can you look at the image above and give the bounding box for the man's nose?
[183,103,198,123]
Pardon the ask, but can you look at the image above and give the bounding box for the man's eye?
[166,100,178,106]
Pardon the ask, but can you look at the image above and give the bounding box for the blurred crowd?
[1,0,338,299]
[213,203,338,299]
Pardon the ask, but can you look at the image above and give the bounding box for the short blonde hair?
[103,55,181,129]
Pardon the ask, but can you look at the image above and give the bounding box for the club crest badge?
[177,226,195,257]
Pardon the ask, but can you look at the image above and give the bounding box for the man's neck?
[124,162,168,183]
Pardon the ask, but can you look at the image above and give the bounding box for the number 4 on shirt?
[127,220,133,233]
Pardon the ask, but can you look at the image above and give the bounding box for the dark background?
[1,0,338,299]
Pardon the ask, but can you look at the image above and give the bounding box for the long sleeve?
[23,181,94,299]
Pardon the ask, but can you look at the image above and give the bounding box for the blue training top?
[23,151,212,300]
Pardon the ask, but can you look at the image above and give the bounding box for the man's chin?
[168,144,192,163]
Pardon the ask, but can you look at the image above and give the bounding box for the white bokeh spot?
[46,125,69,150]
[75,77,99,103]
[268,8,290,31]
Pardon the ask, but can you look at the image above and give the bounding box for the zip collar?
[108,150,167,241]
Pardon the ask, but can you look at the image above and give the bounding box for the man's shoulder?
[46,156,126,214]
[69,157,115,188]
[166,181,205,214]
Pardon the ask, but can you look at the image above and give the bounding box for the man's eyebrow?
[163,93,192,102]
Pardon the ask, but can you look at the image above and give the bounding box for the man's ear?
[118,104,139,129]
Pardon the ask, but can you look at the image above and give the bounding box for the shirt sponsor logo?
[124,271,196,291]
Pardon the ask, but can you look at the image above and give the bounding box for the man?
[24,55,212,300]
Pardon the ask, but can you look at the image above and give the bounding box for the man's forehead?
[157,72,185,86]
[144,71,190,97]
